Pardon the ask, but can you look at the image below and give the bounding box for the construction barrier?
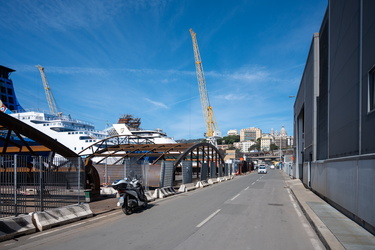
[178,183,197,192]
[152,187,176,199]
[196,180,210,188]
[208,178,219,185]
[145,191,156,202]
[217,177,226,182]
[32,203,93,231]
[0,214,36,242]
[100,187,117,196]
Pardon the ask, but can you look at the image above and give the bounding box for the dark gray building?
[294,0,375,233]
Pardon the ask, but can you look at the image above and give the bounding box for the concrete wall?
[310,158,375,232]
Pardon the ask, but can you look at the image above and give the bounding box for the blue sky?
[0,0,327,140]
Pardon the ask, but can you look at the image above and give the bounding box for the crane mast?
[36,65,59,115]
[189,29,221,146]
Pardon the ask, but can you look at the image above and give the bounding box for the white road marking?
[231,193,240,201]
[196,209,221,228]
[287,188,324,250]
[28,222,86,239]
[244,186,250,190]
[87,214,113,222]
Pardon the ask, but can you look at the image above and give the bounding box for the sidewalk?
[284,173,375,250]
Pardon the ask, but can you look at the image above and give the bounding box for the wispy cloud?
[144,98,169,109]
[0,0,124,31]
[15,65,111,75]
[217,93,248,101]
[13,63,271,83]
[207,66,270,83]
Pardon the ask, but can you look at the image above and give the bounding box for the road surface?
[1,170,325,250]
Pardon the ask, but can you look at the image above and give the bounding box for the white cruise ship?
[9,109,110,153]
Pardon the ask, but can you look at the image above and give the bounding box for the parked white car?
[258,165,267,174]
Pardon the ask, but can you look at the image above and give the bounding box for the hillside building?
[240,127,262,142]
[227,129,238,136]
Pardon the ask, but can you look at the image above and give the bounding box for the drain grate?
[268,203,284,206]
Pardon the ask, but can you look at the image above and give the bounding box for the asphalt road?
[1,170,325,250]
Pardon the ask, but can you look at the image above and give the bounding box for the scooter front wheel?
[122,196,132,215]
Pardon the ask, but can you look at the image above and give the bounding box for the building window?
[369,67,375,112]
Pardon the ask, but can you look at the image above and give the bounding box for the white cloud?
[144,98,169,109]
[218,93,248,101]
[207,66,270,83]
[0,1,114,31]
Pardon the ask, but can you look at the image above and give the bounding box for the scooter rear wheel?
[122,196,132,215]
[142,195,148,208]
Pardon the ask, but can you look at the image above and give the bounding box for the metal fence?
[94,158,150,190]
[0,154,85,218]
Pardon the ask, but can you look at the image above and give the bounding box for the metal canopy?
[85,142,198,165]
[83,141,225,167]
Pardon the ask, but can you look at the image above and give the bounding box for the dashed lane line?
[196,209,221,228]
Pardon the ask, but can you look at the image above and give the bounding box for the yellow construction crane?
[36,65,59,115]
[189,29,221,146]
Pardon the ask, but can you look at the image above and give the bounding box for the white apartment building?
[261,134,273,151]
[227,129,238,136]
[233,140,256,153]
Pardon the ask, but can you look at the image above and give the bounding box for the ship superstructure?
[105,114,176,144]
[0,66,23,112]
[10,110,109,153]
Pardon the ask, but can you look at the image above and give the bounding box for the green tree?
[270,143,279,151]
[248,138,261,151]
[217,135,240,145]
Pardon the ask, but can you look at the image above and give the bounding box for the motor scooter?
[112,176,148,215]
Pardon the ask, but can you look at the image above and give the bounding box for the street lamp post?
[279,136,282,170]
[280,136,282,161]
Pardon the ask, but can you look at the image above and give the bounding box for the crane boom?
[189,29,221,145]
[36,65,59,115]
